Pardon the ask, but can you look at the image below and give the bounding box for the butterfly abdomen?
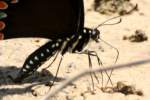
[14,40,63,82]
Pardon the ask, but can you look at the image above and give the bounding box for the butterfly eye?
[89,29,100,42]
[92,30,96,35]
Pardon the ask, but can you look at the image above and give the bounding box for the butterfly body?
[0,0,88,83]
[1,0,109,85]
[13,28,100,82]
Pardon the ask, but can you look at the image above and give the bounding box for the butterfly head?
[90,29,100,43]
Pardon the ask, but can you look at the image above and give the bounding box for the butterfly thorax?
[60,28,98,54]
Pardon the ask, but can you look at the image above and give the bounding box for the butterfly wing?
[1,0,84,40]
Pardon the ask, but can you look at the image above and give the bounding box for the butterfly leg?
[77,50,113,89]
[76,50,101,91]
[48,56,63,89]
[85,50,113,87]
[100,38,119,87]
[87,51,99,91]
[43,51,59,70]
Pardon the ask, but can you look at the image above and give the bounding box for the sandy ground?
[0,0,150,100]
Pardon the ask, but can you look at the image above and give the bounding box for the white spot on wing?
[78,35,82,39]
[25,64,30,69]
[56,43,59,47]
[83,29,87,33]
[57,39,62,42]
[89,30,92,33]
[71,35,75,39]
[51,44,55,48]
[66,37,70,41]
[29,60,34,65]
[46,49,50,53]
[34,56,39,60]
[41,53,44,57]
[22,68,27,72]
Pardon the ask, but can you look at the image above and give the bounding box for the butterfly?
[1,0,120,89]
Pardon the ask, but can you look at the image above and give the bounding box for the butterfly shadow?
[0,66,65,99]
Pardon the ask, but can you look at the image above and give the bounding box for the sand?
[0,0,150,100]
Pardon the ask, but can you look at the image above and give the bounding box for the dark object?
[1,0,84,39]
[93,0,138,15]
[4,0,102,84]
[1,0,87,82]
[101,81,144,96]
[123,29,148,42]
[5,0,112,88]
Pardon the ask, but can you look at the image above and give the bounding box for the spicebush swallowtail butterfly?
[1,0,120,88]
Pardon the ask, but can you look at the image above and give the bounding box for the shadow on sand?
[0,66,65,99]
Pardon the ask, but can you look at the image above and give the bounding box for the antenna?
[93,16,122,86]
[94,16,122,29]
[93,16,121,63]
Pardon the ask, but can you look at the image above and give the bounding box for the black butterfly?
[1,0,120,88]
